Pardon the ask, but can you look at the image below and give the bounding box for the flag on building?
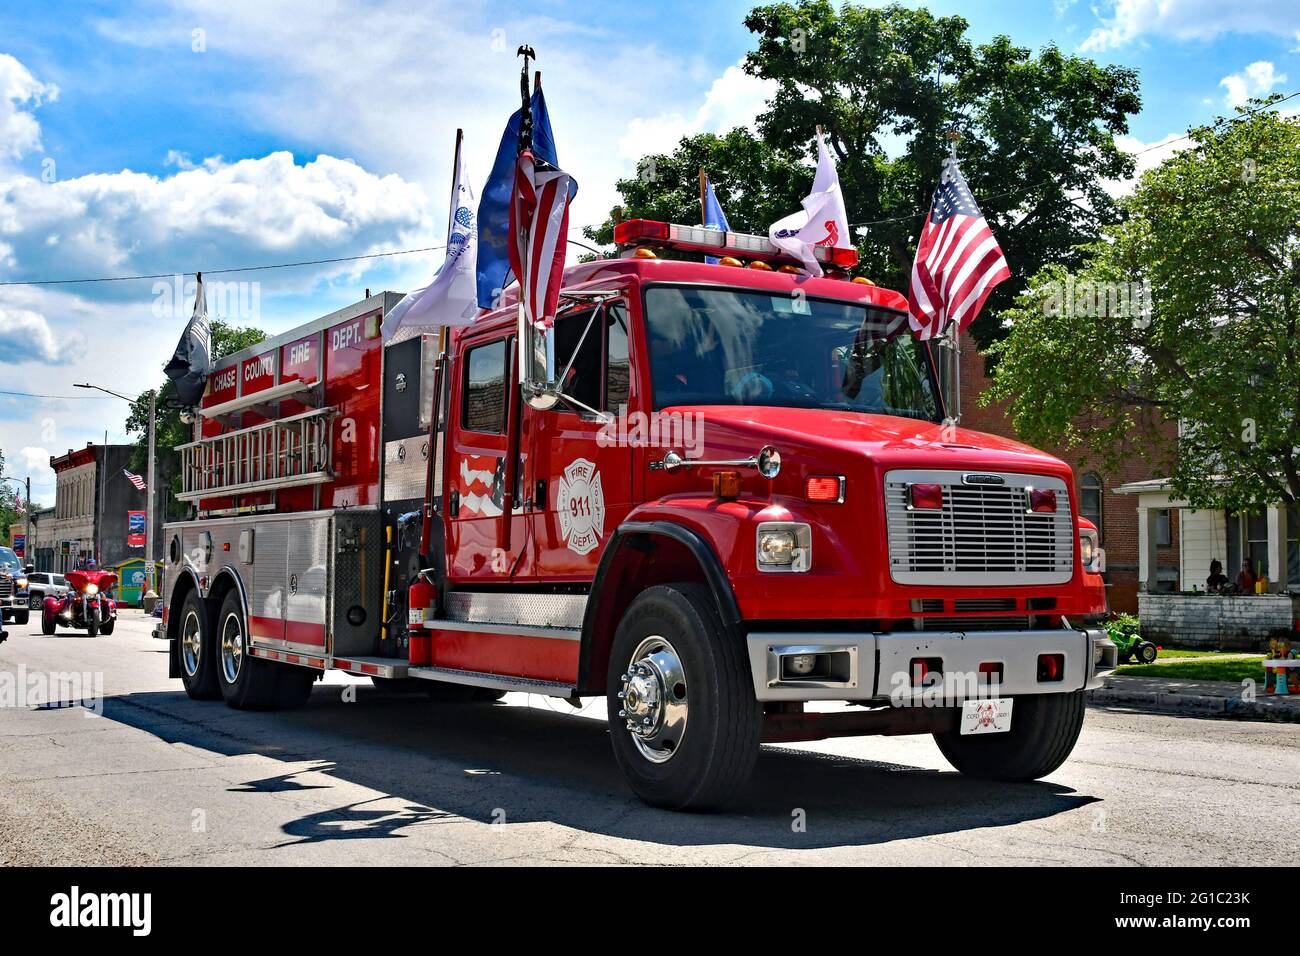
[907,158,1010,341]
[768,131,852,277]
[382,137,480,341]
[123,469,146,492]
[164,272,212,406]
[476,86,577,310]
[508,150,574,329]
[700,172,730,265]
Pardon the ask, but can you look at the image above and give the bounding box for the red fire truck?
[157,219,1115,809]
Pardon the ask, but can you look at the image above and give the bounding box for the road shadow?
[89,686,1098,851]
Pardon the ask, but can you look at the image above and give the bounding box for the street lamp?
[73,383,157,601]
[0,474,32,569]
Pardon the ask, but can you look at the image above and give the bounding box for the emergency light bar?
[613,219,858,270]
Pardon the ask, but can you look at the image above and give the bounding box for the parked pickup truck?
[0,546,32,627]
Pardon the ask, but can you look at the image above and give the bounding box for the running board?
[407,665,574,697]
[247,644,408,679]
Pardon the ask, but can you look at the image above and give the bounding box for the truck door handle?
[535,479,547,508]
[449,488,460,517]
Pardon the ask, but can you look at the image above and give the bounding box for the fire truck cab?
[159,220,1115,809]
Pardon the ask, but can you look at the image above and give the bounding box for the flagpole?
[436,129,463,365]
[698,169,707,227]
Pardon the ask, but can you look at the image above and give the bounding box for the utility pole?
[146,389,157,598]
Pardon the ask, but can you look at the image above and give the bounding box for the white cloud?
[0,306,80,365]
[0,151,431,294]
[1082,0,1300,52]
[1220,60,1287,107]
[1103,131,1189,196]
[618,62,777,163]
[0,53,58,160]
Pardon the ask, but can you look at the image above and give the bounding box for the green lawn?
[1152,647,1251,659]
[1115,658,1267,682]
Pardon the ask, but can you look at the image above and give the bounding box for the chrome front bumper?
[747,627,1117,702]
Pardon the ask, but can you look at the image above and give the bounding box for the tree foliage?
[125,319,266,518]
[985,103,1300,510]
[590,0,1141,347]
[0,449,21,545]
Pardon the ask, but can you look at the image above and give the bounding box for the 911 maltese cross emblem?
[557,458,605,556]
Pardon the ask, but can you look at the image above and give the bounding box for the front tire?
[13,610,28,626]
[606,583,762,811]
[178,590,221,699]
[40,615,55,636]
[1136,642,1158,664]
[934,690,1086,782]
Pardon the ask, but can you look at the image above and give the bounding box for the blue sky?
[1,0,1298,504]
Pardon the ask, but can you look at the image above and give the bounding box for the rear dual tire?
[216,590,315,709]
[933,690,1086,782]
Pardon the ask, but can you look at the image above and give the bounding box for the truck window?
[554,310,602,413]
[462,339,507,434]
[606,303,630,411]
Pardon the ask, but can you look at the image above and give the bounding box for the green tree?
[985,103,1300,511]
[591,1,1141,346]
[0,449,22,546]
[125,319,266,518]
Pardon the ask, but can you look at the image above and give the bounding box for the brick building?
[44,443,159,573]
[955,333,1178,613]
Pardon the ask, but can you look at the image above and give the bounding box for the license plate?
[960,698,1014,735]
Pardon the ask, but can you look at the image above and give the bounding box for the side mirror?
[23,563,34,575]
[517,305,558,411]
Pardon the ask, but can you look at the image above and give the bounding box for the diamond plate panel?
[443,591,587,630]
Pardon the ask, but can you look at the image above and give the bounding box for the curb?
[1088,685,1300,723]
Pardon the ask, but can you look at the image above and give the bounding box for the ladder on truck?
[176,401,335,502]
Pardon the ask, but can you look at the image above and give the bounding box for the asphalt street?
[2,611,1296,866]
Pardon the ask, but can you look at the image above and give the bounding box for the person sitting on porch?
[1236,559,1257,593]
[1206,559,1230,593]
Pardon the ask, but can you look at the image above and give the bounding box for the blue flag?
[702,176,730,264]
[476,88,577,310]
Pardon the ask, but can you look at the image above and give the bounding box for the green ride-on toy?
[1107,613,1158,664]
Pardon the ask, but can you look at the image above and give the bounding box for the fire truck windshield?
[643,285,941,421]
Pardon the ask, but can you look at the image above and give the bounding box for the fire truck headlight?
[1079,531,1102,573]
[756,522,811,572]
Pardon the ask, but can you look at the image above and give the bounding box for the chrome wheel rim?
[181,610,202,677]
[618,635,688,764]
[220,611,244,684]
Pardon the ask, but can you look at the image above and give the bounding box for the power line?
[0,244,449,288]
[0,388,110,400]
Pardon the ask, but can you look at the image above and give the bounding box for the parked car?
[0,546,31,626]
[25,571,70,610]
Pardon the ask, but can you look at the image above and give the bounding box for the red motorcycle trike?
[41,569,118,637]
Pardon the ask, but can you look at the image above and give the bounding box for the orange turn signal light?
[633,246,658,259]
[852,276,875,285]
[712,470,742,499]
[717,256,743,267]
[747,260,773,271]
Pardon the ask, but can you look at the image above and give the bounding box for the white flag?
[768,132,852,278]
[382,148,480,340]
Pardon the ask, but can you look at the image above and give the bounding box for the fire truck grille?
[884,470,1074,586]
[921,615,1033,632]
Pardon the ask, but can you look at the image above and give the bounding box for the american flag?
[907,158,1010,340]
[508,150,573,329]
[123,469,146,492]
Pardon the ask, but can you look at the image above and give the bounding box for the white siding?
[1179,508,1227,591]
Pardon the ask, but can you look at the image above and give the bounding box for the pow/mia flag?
[164,272,212,407]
